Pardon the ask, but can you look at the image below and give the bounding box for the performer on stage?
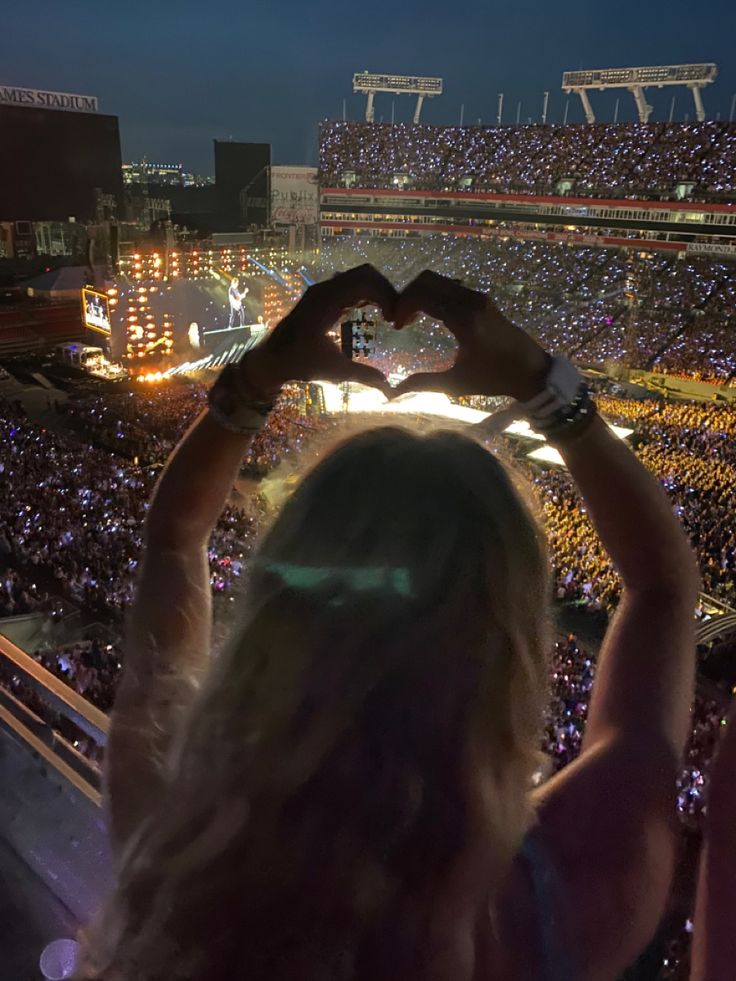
[188,322,205,350]
[228,277,249,329]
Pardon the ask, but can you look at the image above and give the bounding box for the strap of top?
[519,831,579,981]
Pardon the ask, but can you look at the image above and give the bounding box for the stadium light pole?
[516,101,522,125]
[542,91,549,124]
[669,95,676,122]
[353,72,443,124]
[562,64,716,125]
[342,98,346,121]
[497,93,504,125]
[613,98,619,123]
[459,103,464,125]
[563,97,570,124]
[730,92,736,122]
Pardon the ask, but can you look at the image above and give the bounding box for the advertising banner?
[687,242,736,258]
[271,166,319,225]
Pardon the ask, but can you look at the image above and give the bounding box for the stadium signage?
[686,242,736,257]
[0,85,98,113]
[271,166,319,225]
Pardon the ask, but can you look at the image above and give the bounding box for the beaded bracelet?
[535,386,598,443]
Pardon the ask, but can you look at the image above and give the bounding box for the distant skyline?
[3,0,736,173]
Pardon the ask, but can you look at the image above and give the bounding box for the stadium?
[1,54,736,981]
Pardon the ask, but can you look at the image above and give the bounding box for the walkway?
[0,837,77,981]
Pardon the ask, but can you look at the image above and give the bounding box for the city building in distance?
[122,162,214,188]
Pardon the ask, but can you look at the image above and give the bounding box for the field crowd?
[315,236,736,381]
[2,226,736,977]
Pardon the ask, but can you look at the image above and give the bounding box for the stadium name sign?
[0,86,98,113]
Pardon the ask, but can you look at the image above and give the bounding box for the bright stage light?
[316,382,491,422]
[527,445,566,467]
[313,382,634,470]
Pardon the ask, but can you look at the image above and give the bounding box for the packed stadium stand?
[320,120,736,199]
[2,110,736,981]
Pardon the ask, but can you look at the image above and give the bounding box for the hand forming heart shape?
[240,264,549,404]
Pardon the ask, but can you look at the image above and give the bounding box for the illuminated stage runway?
[164,325,268,377]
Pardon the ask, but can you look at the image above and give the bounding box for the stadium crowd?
[600,396,736,604]
[512,396,736,613]
[58,386,206,464]
[59,383,330,476]
[0,396,256,620]
[0,568,53,618]
[543,636,726,829]
[320,120,736,198]
[4,373,732,684]
[2,243,736,978]
[316,235,736,381]
[5,371,736,627]
[35,639,121,714]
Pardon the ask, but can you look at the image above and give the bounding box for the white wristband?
[518,356,582,420]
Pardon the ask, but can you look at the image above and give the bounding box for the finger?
[346,361,391,397]
[318,357,390,397]
[392,369,460,397]
[300,265,397,328]
[394,270,484,335]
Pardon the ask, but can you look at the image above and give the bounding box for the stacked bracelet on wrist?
[533,385,597,442]
[518,356,597,443]
[207,363,277,435]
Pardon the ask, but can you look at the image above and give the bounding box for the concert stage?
[164,324,267,377]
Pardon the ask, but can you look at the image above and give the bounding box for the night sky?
[3,0,735,173]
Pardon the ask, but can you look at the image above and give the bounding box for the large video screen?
[82,288,112,335]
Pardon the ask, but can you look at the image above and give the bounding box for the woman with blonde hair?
[80,266,699,980]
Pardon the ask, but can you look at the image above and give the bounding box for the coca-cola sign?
[271,166,319,225]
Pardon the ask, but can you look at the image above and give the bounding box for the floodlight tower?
[352,72,444,123]
[561,63,717,123]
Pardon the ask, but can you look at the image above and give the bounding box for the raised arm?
[394,270,700,975]
[394,269,698,760]
[106,265,396,851]
[557,415,699,755]
[106,410,267,849]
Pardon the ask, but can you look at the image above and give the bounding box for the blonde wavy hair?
[80,425,550,981]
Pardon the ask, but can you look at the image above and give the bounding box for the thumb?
[392,369,459,398]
